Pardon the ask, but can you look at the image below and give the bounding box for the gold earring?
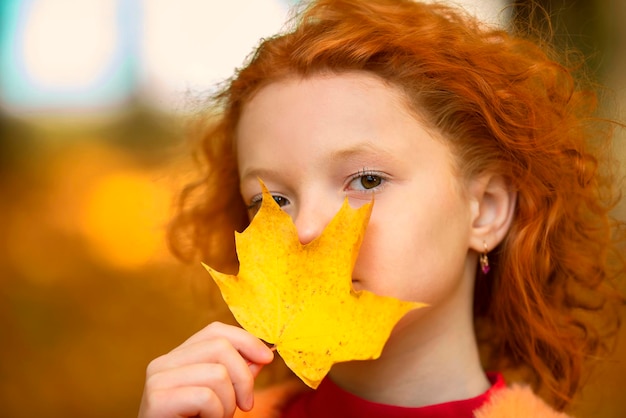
[480,241,490,274]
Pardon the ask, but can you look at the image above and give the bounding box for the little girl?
[139,0,625,417]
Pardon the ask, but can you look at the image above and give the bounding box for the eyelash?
[246,169,386,214]
[346,169,387,192]
[247,193,289,215]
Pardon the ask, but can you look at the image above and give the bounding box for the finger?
[146,363,237,416]
[148,327,273,375]
[248,362,266,379]
[171,322,274,371]
[141,386,227,418]
[178,322,274,365]
[186,338,257,411]
[147,338,259,411]
[150,337,253,373]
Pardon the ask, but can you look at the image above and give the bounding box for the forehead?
[240,71,413,118]
[237,73,404,157]
[235,72,460,185]
[235,72,426,150]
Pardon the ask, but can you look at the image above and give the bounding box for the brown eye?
[272,195,289,207]
[360,175,382,189]
[347,171,386,192]
[247,194,290,217]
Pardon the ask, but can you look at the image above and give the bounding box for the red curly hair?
[169,0,625,409]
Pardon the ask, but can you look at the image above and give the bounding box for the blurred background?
[0,0,624,416]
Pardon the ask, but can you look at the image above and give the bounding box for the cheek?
[352,213,426,294]
[351,194,471,301]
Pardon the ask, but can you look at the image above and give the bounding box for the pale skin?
[138,72,516,417]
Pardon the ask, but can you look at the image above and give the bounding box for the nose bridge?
[293,193,337,245]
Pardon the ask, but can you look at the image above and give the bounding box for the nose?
[293,200,337,245]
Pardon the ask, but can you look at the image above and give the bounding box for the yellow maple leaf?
[203,182,423,388]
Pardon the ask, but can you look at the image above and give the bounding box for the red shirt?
[282,372,505,418]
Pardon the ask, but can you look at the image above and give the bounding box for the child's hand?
[138,322,274,418]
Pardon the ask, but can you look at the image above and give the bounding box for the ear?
[467,173,517,253]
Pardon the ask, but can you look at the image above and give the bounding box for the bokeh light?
[0,0,290,115]
[79,170,172,270]
[0,0,137,114]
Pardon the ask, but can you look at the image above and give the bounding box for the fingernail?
[264,345,276,361]
[249,362,263,377]
[245,392,254,411]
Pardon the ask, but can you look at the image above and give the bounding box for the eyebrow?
[240,140,398,184]
[327,141,398,164]
[240,167,281,185]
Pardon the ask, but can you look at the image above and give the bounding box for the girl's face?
[236,73,479,308]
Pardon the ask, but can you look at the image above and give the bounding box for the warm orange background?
[0,116,219,416]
